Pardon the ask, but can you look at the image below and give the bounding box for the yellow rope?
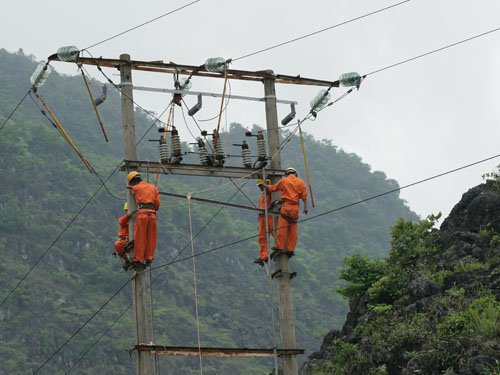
[80,69,108,142]
[213,64,229,147]
[298,122,315,207]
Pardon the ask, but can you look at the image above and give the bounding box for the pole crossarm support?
[121,160,286,179]
[48,55,340,87]
[158,190,281,215]
[132,345,305,358]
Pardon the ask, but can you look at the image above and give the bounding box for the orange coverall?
[258,192,274,260]
[114,214,129,259]
[131,181,161,263]
[268,174,307,252]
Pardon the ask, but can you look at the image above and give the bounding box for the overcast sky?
[3,0,500,224]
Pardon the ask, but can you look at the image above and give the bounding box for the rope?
[187,194,204,374]
[80,68,108,142]
[213,65,229,148]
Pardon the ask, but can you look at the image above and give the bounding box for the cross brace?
[132,345,304,358]
[158,190,280,216]
[121,160,286,179]
[48,55,340,87]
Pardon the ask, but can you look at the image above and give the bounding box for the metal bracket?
[271,270,297,280]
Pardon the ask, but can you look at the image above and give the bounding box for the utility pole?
[120,53,152,375]
[264,73,299,375]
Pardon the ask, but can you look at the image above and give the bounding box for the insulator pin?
[30,62,52,89]
[159,139,169,163]
[198,139,211,166]
[171,128,182,157]
[241,141,252,168]
[213,130,225,162]
[205,57,226,73]
[310,89,331,112]
[256,131,267,161]
[57,46,79,62]
[339,72,362,88]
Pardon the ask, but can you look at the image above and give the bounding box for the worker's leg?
[281,203,299,252]
[275,214,289,250]
[144,214,157,262]
[133,212,147,262]
[114,239,128,258]
[268,215,275,239]
[258,216,268,259]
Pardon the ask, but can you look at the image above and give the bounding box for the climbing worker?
[114,202,133,271]
[262,167,308,256]
[254,179,274,266]
[127,171,161,266]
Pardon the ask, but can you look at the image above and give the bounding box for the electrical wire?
[365,26,500,76]
[60,188,244,374]
[150,151,500,271]
[0,89,30,132]
[196,80,232,122]
[0,85,180,308]
[84,0,201,50]
[34,149,500,373]
[32,277,132,374]
[232,0,412,62]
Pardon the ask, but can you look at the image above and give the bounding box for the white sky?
[3,0,500,224]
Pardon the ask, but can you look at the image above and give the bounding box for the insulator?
[179,78,192,91]
[57,46,79,62]
[159,139,169,163]
[204,57,225,73]
[198,139,210,165]
[339,72,361,88]
[171,128,182,157]
[213,131,225,161]
[30,62,52,89]
[256,131,267,161]
[310,89,331,111]
[241,141,252,168]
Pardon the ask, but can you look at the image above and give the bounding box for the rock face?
[301,182,500,375]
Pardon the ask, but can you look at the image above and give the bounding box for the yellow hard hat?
[256,179,271,186]
[127,171,140,185]
[124,202,128,211]
[285,167,297,175]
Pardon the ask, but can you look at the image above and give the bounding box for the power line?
[232,0,412,62]
[366,26,500,76]
[32,277,132,375]
[0,94,173,308]
[151,151,500,271]
[54,188,245,374]
[84,0,201,50]
[0,89,30,132]
[31,150,500,372]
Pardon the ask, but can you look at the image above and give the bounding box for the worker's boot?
[253,258,264,267]
[122,259,134,271]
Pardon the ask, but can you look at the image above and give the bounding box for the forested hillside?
[0,49,417,374]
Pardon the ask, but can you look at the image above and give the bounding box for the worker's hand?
[303,207,308,215]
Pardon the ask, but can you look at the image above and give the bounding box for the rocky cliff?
[301,181,500,375]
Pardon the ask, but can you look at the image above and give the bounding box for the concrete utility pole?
[120,53,152,375]
[264,73,299,375]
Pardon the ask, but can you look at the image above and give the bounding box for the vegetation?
[0,49,417,374]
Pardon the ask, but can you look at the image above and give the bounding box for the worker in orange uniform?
[114,202,134,270]
[254,179,274,266]
[263,168,308,256]
[127,171,161,266]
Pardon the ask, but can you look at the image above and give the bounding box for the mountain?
[301,181,500,375]
[0,48,417,374]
